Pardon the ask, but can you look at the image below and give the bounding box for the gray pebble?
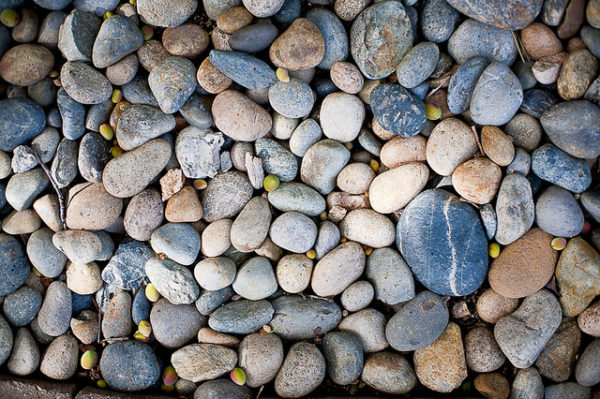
[338,308,388,353]
[289,118,322,157]
[40,334,78,380]
[60,61,112,104]
[5,167,49,211]
[238,333,284,387]
[149,56,197,114]
[575,338,600,386]
[200,171,253,223]
[448,19,517,64]
[507,147,531,176]
[301,139,350,195]
[58,9,101,62]
[270,295,341,340]
[421,0,460,43]
[3,286,42,327]
[78,132,111,183]
[531,143,592,193]
[195,287,233,316]
[208,299,274,335]
[37,281,72,337]
[194,379,252,399]
[0,315,12,366]
[151,223,200,266]
[274,342,325,398]
[102,239,153,291]
[101,289,132,340]
[495,174,535,245]
[270,212,317,253]
[510,367,544,399]
[340,281,373,312]
[447,56,488,114]
[151,298,205,349]
[536,185,584,237]
[255,138,298,183]
[232,256,278,300]
[116,105,175,151]
[50,138,79,189]
[366,247,415,305]
[145,257,199,305]
[57,88,86,140]
[322,331,363,385]
[7,328,39,376]
[396,42,439,89]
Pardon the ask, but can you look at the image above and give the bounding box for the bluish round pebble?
[99,340,160,392]
[3,287,42,327]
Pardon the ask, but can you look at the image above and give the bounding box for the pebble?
[40,334,78,380]
[77,132,111,182]
[481,126,515,167]
[330,61,363,94]
[396,42,439,89]
[70,310,98,345]
[270,212,317,254]
[6,168,49,211]
[575,339,600,386]
[339,209,394,248]
[495,174,535,245]
[171,343,237,383]
[51,230,102,265]
[238,333,284,387]
[65,261,102,295]
[520,22,563,60]
[101,289,132,340]
[452,158,501,204]
[92,15,142,69]
[266,183,325,218]
[270,295,341,340]
[320,92,365,142]
[558,49,598,100]
[58,9,101,62]
[210,50,277,90]
[320,331,363,386]
[180,94,213,129]
[336,163,374,195]
[305,8,347,70]
[474,373,511,399]
[545,382,592,399]
[536,318,582,382]
[2,286,41,328]
[340,281,373,312]
[162,24,208,58]
[209,299,273,335]
[350,1,412,79]
[311,241,365,296]
[145,257,200,305]
[115,104,175,151]
[531,144,591,194]
[194,379,252,399]
[230,21,279,53]
[60,61,112,105]
[255,138,297,183]
[7,328,39,376]
[510,368,544,399]
[100,341,160,391]
[370,84,425,138]
[276,254,313,293]
[165,185,204,223]
[232,256,278,300]
[448,19,516,64]
[503,114,542,153]
[149,57,197,114]
[426,118,477,176]
[66,182,122,231]
[27,228,67,278]
[446,0,542,30]
[101,239,153,290]
[366,248,415,305]
[338,308,388,353]
[197,327,239,346]
[494,289,562,368]
[579,301,600,337]
[229,197,271,253]
[360,351,416,394]
[196,57,232,94]
[151,223,200,266]
[196,287,233,316]
[413,322,468,393]
[379,136,426,168]
[0,44,54,86]
[542,0,570,25]
[268,79,314,119]
[150,299,204,349]
[137,0,197,27]
[269,18,324,71]
[201,219,232,257]
[274,342,325,398]
[421,0,460,43]
[300,139,350,194]
[200,171,253,222]
[465,327,506,373]
[446,56,488,114]
[536,185,584,237]
[397,189,488,296]
[0,99,46,152]
[212,90,272,142]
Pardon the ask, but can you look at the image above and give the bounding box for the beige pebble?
[212,90,272,141]
[520,22,563,60]
[165,186,203,223]
[532,52,568,85]
[426,117,478,176]
[336,163,375,194]
[201,219,232,257]
[2,210,41,234]
[368,162,429,214]
[197,57,232,94]
[216,6,253,34]
[476,288,519,323]
[197,327,239,346]
[65,262,102,295]
[269,18,324,71]
[452,158,502,204]
[162,24,209,58]
[481,126,515,167]
[330,61,364,94]
[380,136,427,168]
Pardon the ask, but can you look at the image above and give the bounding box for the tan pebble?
[330,61,364,94]
[212,89,272,141]
[336,163,375,194]
[358,79,381,104]
[255,237,282,263]
[567,37,587,51]
[532,52,568,85]
[162,24,209,58]
[481,126,515,167]
[165,185,203,223]
[579,301,600,337]
[2,210,41,234]
[66,182,123,230]
[426,117,478,176]
[136,40,170,73]
[334,0,370,21]
[197,327,239,346]
[474,373,510,399]
[557,49,598,100]
[65,262,102,295]
[371,118,396,140]
[380,135,427,168]
[465,327,506,373]
[269,18,324,71]
[216,6,253,34]
[368,162,429,214]
[520,22,563,60]
[327,191,369,211]
[33,194,62,232]
[452,158,502,204]
[201,219,232,257]
[211,27,232,51]
[197,57,232,94]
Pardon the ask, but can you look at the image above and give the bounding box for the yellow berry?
[319,211,327,220]
[551,237,567,250]
[345,142,353,150]
[0,9,19,27]
[145,283,160,302]
[111,89,123,103]
[276,67,290,83]
[425,103,442,121]
[369,159,379,173]
[32,267,41,277]
[80,350,98,370]
[134,330,149,342]
[129,0,136,5]
[340,237,347,243]
[97,379,107,389]
[161,384,175,393]
[263,175,280,192]
[139,320,152,337]
[49,70,59,79]
[110,145,123,158]
[230,368,246,386]
[364,247,373,256]
[306,249,316,259]
[103,11,113,20]
[488,242,500,258]
[262,324,273,333]
[142,25,154,41]
[193,179,207,190]
[99,124,114,141]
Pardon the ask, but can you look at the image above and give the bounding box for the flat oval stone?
[150,299,204,349]
[557,49,598,100]
[465,327,506,373]
[361,351,417,395]
[37,281,71,337]
[452,158,502,204]
[321,331,363,385]
[149,56,196,114]
[338,308,388,353]
[58,9,101,62]
[100,341,160,391]
[78,132,111,183]
[426,117,480,175]
[3,286,42,327]
[536,186,584,237]
[92,15,143,69]
[267,182,326,217]
[495,173,535,245]
[274,342,325,398]
[232,256,278,300]
[200,171,253,222]
[397,189,488,297]
[320,92,365,142]
[230,21,279,53]
[445,0,543,30]
[0,98,46,152]
[306,8,348,69]
[238,332,284,388]
[145,257,199,305]
[255,138,298,183]
[489,228,557,298]
[40,334,78,381]
[212,90,272,142]
[151,223,200,265]
[311,241,365,297]
[26,228,67,278]
[242,0,284,17]
[7,327,39,376]
[371,84,426,137]
[270,212,317,254]
[137,0,197,27]
[0,44,54,86]
[269,18,324,71]
[66,182,122,231]
[230,197,271,253]
[448,19,517,64]
[268,79,314,119]
[180,94,212,129]
[209,50,277,90]
[301,139,350,195]
[171,343,237,383]
[396,42,439,89]
[350,1,413,79]
[194,380,252,399]
[60,61,112,105]
[368,162,429,214]
[194,257,236,291]
[535,318,581,382]
[540,100,600,159]
[421,0,460,43]
[270,295,342,340]
[385,291,449,351]
[208,299,273,334]
[470,62,523,126]
[366,248,415,305]
[102,139,171,198]
[447,56,489,114]
[116,105,175,151]
[575,339,600,387]
[494,289,562,368]
[339,209,395,248]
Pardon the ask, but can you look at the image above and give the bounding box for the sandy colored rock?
[558,49,598,100]
[336,163,375,195]
[426,117,478,176]
[488,228,558,298]
[380,136,427,168]
[197,57,232,94]
[579,301,600,337]
[2,210,41,234]
[520,22,563,60]
[66,182,123,231]
[65,262,102,295]
[368,162,429,214]
[532,52,568,85]
[480,126,515,167]
[201,219,232,257]
[212,90,271,141]
[371,118,396,140]
[474,373,510,399]
[476,288,519,323]
[197,327,239,346]
[452,158,502,204]
[269,18,325,71]
[165,186,203,223]
[330,61,364,94]
[216,6,252,34]
[162,24,209,58]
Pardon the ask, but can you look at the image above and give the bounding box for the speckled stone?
[0,99,46,152]
[100,341,160,391]
[145,257,199,305]
[445,0,543,30]
[171,343,237,383]
[92,15,143,69]
[270,295,341,340]
[447,56,488,114]
[208,299,273,335]
[532,143,592,193]
[495,174,535,246]
[209,50,277,90]
[306,8,348,69]
[421,0,460,43]
[370,83,426,137]
[274,342,325,398]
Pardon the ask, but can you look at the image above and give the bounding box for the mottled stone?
[311,242,365,297]
[495,174,535,246]
[448,19,517,64]
[149,57,197,114]
[270,295,341,340]
[274,342,325,398]
[171,343,237,383]
[269,18,324,71]
[145,257,199,305]
[99,341,160,391]
[447,56,488,114]
[445,0,543,30]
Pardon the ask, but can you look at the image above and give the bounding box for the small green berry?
[139,320,151,337]
[163,365,178,386]
[425,103,442,121]
[0,9,19,27]
[99,124,114,141]
[489,242,500,258]
[110,145,123,158]
[80,350,98,370]
[134,330,149,342]
[97,379,107,389]
[161,384,175,393]
[193,179,207,190]
[306,249,316,259]
[230,368,246,386]
[111,89,123,103]
[369,159,379,173]
[263,175,280,192]
[103,11,113,20]
[145,283,160,302]
[551,237,567,250]
[142,25,154,40]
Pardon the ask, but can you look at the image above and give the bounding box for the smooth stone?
[33,194,62,232]
[495,174,535,245]
[339,281,372,312]
[2,286,42,327]
[397,189,488,296]
[145,257,200,305]
[202,0,240,20]
[413,323,468,393]
[542,0,570,25]
[540,100,600,159]
[481,126,515,167]
[209,50,276,90]
[306,8,348,69]
[65,261,102,295]
[37,281,71,337]
[448,19,517,64]
[270,295,341,340]
[336,162,375,194]
[320,92,364,142]
[274,342,325,398]
[474,373,511,399]
[100,341,160,391]
[0,44,54,86]
[66,182,122,231]
[51,230,101,265]
[40,335,78,381]
[447,56,489,114]
[27,228,67,278]
[197,328,239,347]
[269,18,325,71]
[230,197,271,253]
[521,88,558,118]
[545,382,592,399]
[350,1,412,79]
[115,105,175,151]
[338,308,388,353]
[238,333,284,388]
[385,291,449,352]
[212,90,272,142]
[74,0,119,15]
[301,139,350,195]
[194,379,252,399]
[208,299,273,335]
[369,162,429,214]
[101,239,153,290]
[131,290,150,325]
[175,128,223,180]
[421,0,460,43]
[445,0,543,30]
[558,49,598,100]
[5,168,49,211]
[494,289,562,368]
[276,254,313,294]
[452,158,502,204]
[255,138,297,183]
[78,132,111,182]
[361,351,416,394]
[521,22,563,60]
[201,220,232,257]
[581,190,600,223]
[92,15,142,69]
[575,339,600,386]
[151,299,204,349]
[531,143,592,193]
[270,212,317,254]
[370,84,425,137]
[267,182,325,217]
[0,99,46,152]
[230,21,279,53]
[121,76,159,106]
[0,314,12,367]
[149,57,196,114]
[581,25,600,58]
[162,23,209,58]
[425,118,478,176]
[510,368,544,399]
[195,287,233,316]
[556,237,600,317]
[171,343,237,383]
[339,209,394,248]
[476,289,520,324]
[102,139,171,198]
[49,138,78,189]
[396,42,439,89]
[536,319,582,382]
[314,221,340,260]
[268,79,314,119]
[242,0,284,17]
[311,242,365,297]
[60,61,112,105]
[380,135,426,168]
[137,0,197,27]
[489,228,557,299]
[366,248,414,305]
[536,186,584,237]
[321,331,363,385]
[200,171,253,222]
[232,256,278,300]
[7,328,39,376]
[101,289,132,340]
[58,9,101,62]
[151,223,200,266]
[465,327,506,373]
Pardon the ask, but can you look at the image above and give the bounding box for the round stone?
[232,256,277,300]
[150,299,205,349]
[270,212,317,254]
[311,242,365,297]
[100,341,160,391]
[368,162,429,214]
[451,158,502,204]
[320,92,365,142]
[361,351,416,394]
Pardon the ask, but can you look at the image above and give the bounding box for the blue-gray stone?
[180,94,212,129]
[581,25,600,58]
[396,42,439,89]
[585,75,600,105]
[131,289,150,325]
[536,186,584,238]
[0,0,22,11]
[480,203,497,240]
[74,0,119,16]
[358,128,382,156]
[321,331,363,386]
[202,0,240,20]
[150,223,200,266]
[5,168,49,211]
[289,118,322,157]
[531,144,592,193]
[270,295,342,340]
[85,99,113,132]
[421,0,460,43]
[581,190,600,223]
[397,189,488,297]
[195,287,233,316]
[0,99,46,152]
[209,50,277,90]
[366,248,415,305]
[116,104,176,151]
[447,56,488,114]
[122,76,159,107]
[306,8,348,70]
[0,182,5,209]
[78,132,111,183]
[267,182,326,217]
[148,57,197,114]
[448,19,517,65]
[195,379,252,399]
[47,108,62,128]
[409,81,429,100]
[268,78,314,118]
[57,88,86,140]
[385,291,448,351]
[71,293,92,314]
[446,0,543,31]
[545,383,591,399]
[61,61,112,105]
[26,228,67,278]
[208,299,274,334]
[470,62,523,126]
[50,138,79,189]
[28,78,57,107]
[58,9,101,62]
[541,0,569,26]
[255,138,298,183]
[3,287,42,327]
[405,5,418,42]
[151,299,205,349]
[100,341,160,392]
[514,60,537,90]
[540,100,600,159]
[230,21,278,53]
[370,84,426,137]
[37,281,72,337]
[0,315,12,366]
[34,0,71,9]
[273,0,300,24]
[0,235,30,297]
[92,15,143,69]
[350,1,412,79]
[313,75,337,97]
[101,239,154,291]
[521,88,558,118]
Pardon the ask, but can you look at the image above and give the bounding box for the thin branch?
[24,145,66,230]
[255,385,265,399]
[511,30,526,64]
[470,126,485,156]
[425,81,445,100]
